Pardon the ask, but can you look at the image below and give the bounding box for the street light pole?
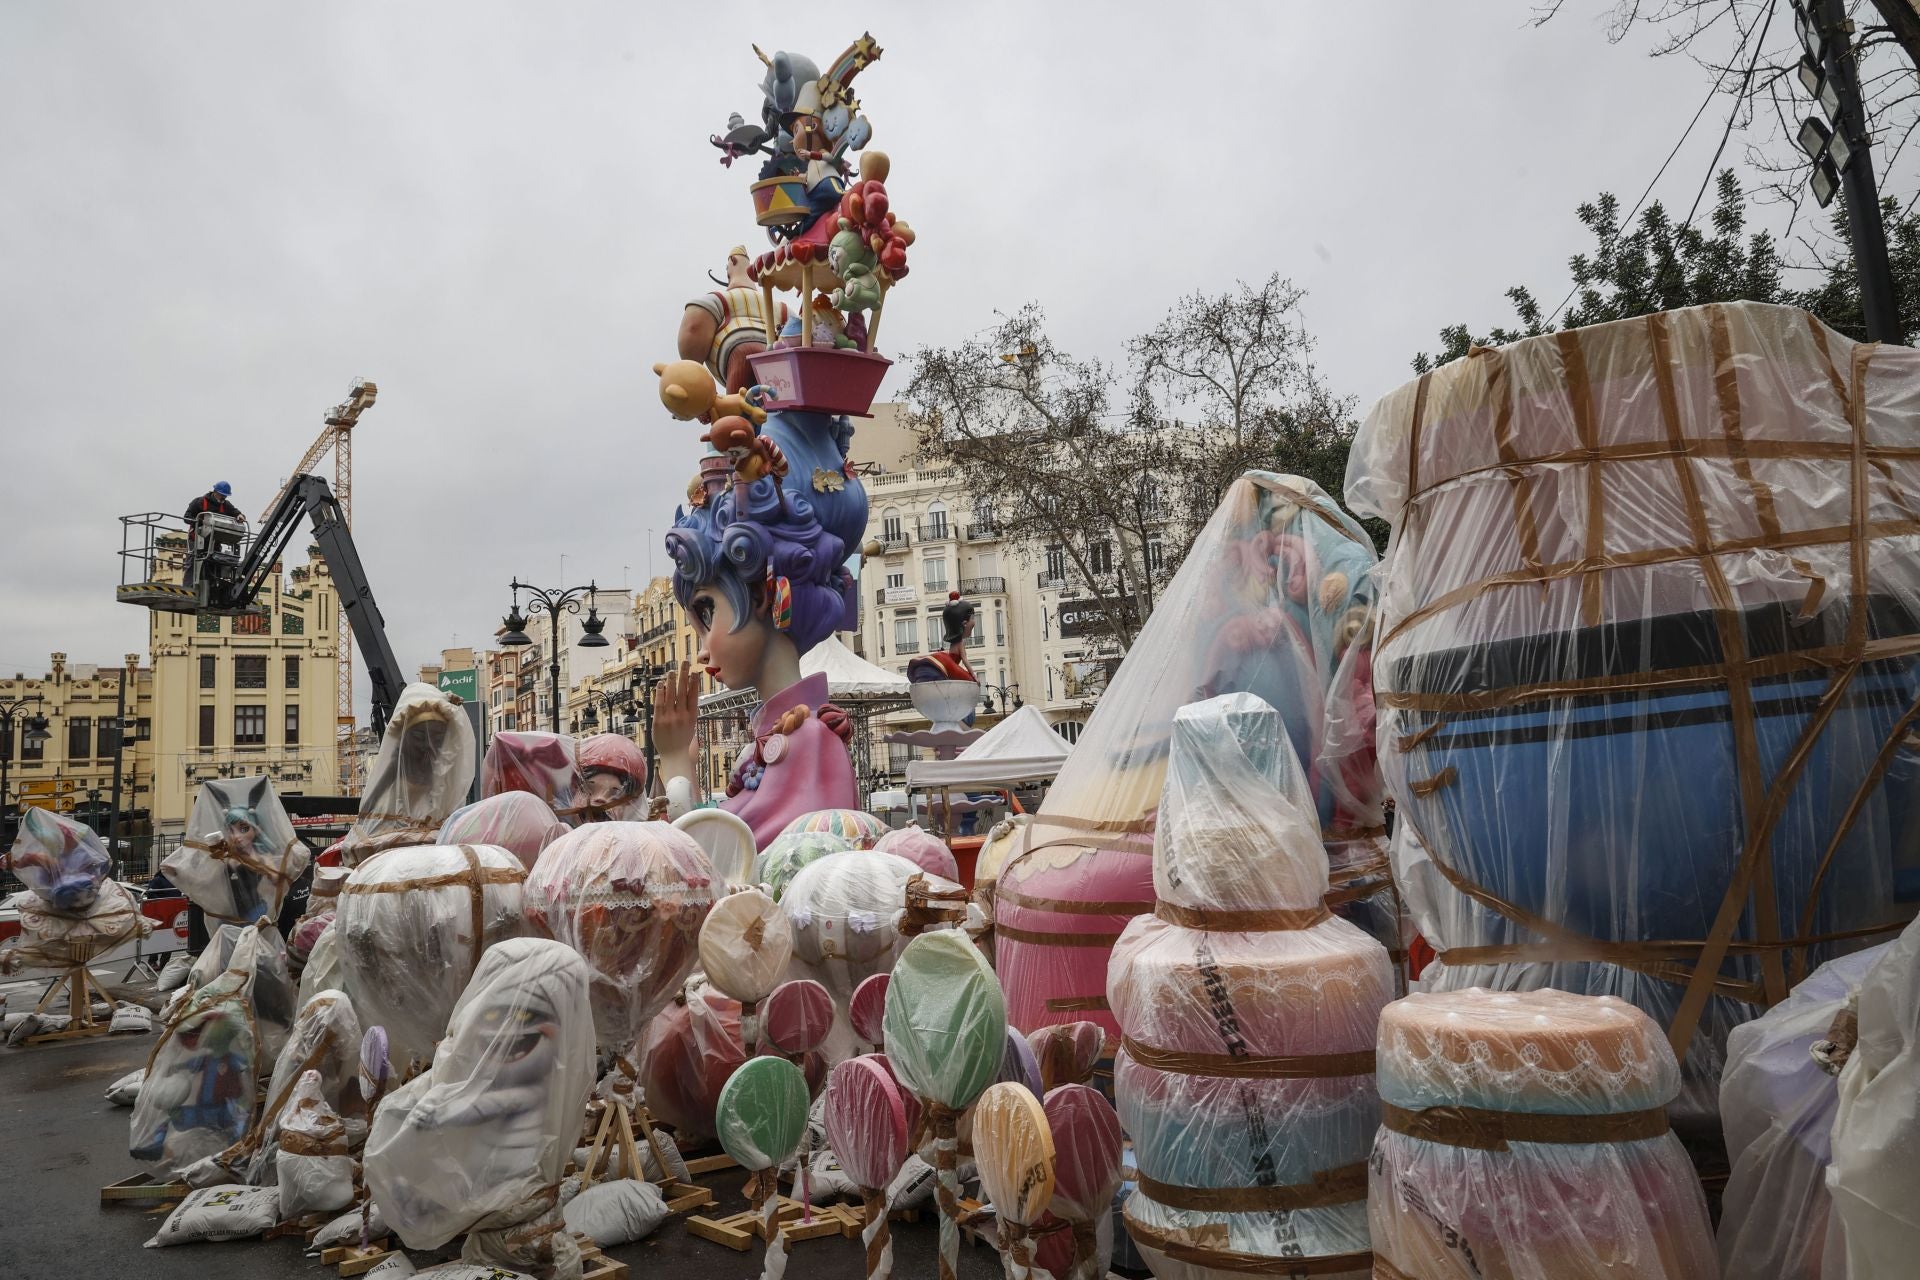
[498,579,611,733]
[0,694,48,846]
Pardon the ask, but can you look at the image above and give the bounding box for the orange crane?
[269,380,378,791]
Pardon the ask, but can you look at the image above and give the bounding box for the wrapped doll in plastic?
[223,987,365,1184]
[364,937,596,1280]
[277,1068,354,1218]
[439,791,571,871]
[1111,693,1392,1279]
[163,776,309,925]
[337,684,477,866]
[336,844,528,1066]
[1,810,150,975]
[482,730,583,816]
[576,733,649,822]
[132,967,260,1171]
[523,821,716,1048]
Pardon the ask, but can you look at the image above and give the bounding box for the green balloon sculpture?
[716,1054,810,1280]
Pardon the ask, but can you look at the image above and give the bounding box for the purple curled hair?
[667,475,854,656]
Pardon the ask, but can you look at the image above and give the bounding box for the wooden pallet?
[26,965,116,1044]
[685,1195,851,1251]
[578,1234,629,1280]
[682,1152,740,1177]
[99,1172,188,1205]
[318,1239,398,1276]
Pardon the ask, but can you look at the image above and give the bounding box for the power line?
[1683,0,1779,227]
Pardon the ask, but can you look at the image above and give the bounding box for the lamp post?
[979,681,1022,716]
[0,695,50,846]
[497,579,611,733]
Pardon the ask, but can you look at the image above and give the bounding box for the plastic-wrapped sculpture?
[197,920,299,1063]
[438,791,571,871]
[1346,302,1920,1125]
[783,849,962,1031]
[973,1083,1056,1280]
[1369,988,1717,1280]
[781,807,888,849]
[995,474,1373,1039]
[824,1055,910,1280]
[523,821,716,1048]
[1029,1021,1105,1093]
[132,967,260,1171]
[1111,693,1389,1279]
[700,887,794,1052]
[277,1068,354,1218]
[874,824,960,881]
[338,684,477,866]
[1035,1084,1124,1280]
[850,972,889,1050]
[754,829,850,900]
[481,730,583,816]
[0,809,150,978]
[716,1055,812,1280]
[676,807,758,887]
[1717,943,1885,1279]
[643,984,752,1141]
[164,776,309,925]
[297,920,343,1009]
[365,938,596,1280]
[223,987,364,1185]
[336,844,528,1066]
[576,733,650,822]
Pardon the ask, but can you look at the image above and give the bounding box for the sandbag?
[106,1068,146,1106]
[144,1185,280,1247]
[111,1002,154,1034]
[561,1178,669,1246]
[310,1201,389,1251]
[155,951,193,992]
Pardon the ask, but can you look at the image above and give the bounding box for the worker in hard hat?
[184,481,243,524]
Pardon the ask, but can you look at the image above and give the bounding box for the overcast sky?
[0,2,1836,712]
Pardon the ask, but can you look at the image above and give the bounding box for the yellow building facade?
[1,652,154,843]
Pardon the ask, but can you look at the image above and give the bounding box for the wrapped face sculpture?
[163,776,307,925]
[6,807,111,915]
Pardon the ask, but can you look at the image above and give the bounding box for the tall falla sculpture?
[652,33,913,847]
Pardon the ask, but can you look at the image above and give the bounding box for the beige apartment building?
[1,653,154,840]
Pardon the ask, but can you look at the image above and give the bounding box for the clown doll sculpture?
[654,455,858,849]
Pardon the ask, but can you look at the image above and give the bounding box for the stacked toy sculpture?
[1,811,151,1032]
[337,684,477,866]
[163,775,309,925]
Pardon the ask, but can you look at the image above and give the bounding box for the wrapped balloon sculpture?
[995,474,1375,1039]
[221,987,363,1184]
[717,1055,812,1280]
[825,1055,910,1280]
[163,776,309,925]
[365,938,596,1279]
[132,967,261,1172]
[336,844,527,1066]
[754,829,850,900]
[576,733,650,822]
[883,930,1007,1280]
[1111,693,1391,1280]
[439,792,571,871]
[874,824,960,882]
[523,822,716,1048]
[1029,1022,1104,1093]
[676,807,758,888]
[1346,303,1920,1125]
[1036,1084,1124,1280]
[784,850,961,1028]
[1368,989,1716,1280]
[699,887,794,1052]
[972,1083,1056,1280]
[6,805,109,913]
[850,973,889,1050]
[339,684,477,866]
[781,808,889,850]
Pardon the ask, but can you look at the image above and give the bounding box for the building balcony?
[638,620,673,643]
[895,640,923,655]
[1037,572,1067,590]
[916,522,954,543]
[959,576,1006,595]
[923,582,950,598]
[874,534,910,553]
[964,523,999,541]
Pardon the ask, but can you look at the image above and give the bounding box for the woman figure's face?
[690,585,771,691]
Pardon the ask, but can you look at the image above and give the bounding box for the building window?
[235,704,266,746]
[198,705,216,747]
[1055,719,1085,744]
[1089,540,1114,575]
[1044,544,1065,580]
[196,614,221,634]
[1141,478,1166,521]
[894,617,919,655]
[234,612,269,635]
[923,558,948,592]
[0,722,10,762]
[285,703,300,744]
[995,607,1005,647]
[882,509,903,543]
[136,717,150,740]
[97,717,121,758]
[199,655,217,689]
[285,656,300,689]
[68,716,91,760]
[20,718,43,761]
[886,571,905,590]
[924,502,949,539]
[1148,537,1165,572]
[282,610,304,635]
[234,655,267,689]
[973,496,995,534]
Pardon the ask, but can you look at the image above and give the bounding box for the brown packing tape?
[1121,1036,1375,1080]
[459,844,488,975]
[1394,721,1446,752]
[1123,1211,1373,1277]
[1152,901,1330,932]
[1556,327,1607,629]
[338,867,526,894]
[1044,995,1110,1013]
[1708,304,1783,545]
[1134,1163,1367,1213]
[1486,344,1547,589]
[994,925,1124,949]
[993,882,1154,917]
[1407,767,1456,798]
[1380,1100,1669,1151]
[279,1126,349,1158]
[1371,1254,1421,1280]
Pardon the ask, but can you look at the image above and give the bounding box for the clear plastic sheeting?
[754,830,850,901]
[1112,694,1388,1280]
[996,474,1377,1037]
[278,1068,354,1218]
[439,793,570,872]
[481,731,583,815]
[1036,1084,1123,1280]
[642,983,749,1142]
[700,888,794,1009]
[784,849,961,1012]
[577,734,649,822]
[523,821,715,1048]
[166,776,309,924]
[1368,988,1717,1280]
[340,684,477,866]
[675,808,758,888]
[778,808,889,849]
[1718,945,1882,1279]
[873,824,960,882]
[1345,303,1920,1124]
[1826,913,1920,1274]
[132,967,261,1172]
[364,937,595,1252]
[337,844,528,1065]
[5,807,109,913]
[226,922,299,1063]
[297,921,343,1009]
[1,877,149,973]
[227,987,364,1184]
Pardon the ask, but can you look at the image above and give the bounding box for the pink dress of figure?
[723,672,858,849]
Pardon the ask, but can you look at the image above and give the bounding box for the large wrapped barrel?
[996,474,1378,1037]
[1111,695,1390,1280]
[1345,302,1920,1125]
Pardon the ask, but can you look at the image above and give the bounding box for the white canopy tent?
[800,634,912,699]
[906,703,1071,790]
